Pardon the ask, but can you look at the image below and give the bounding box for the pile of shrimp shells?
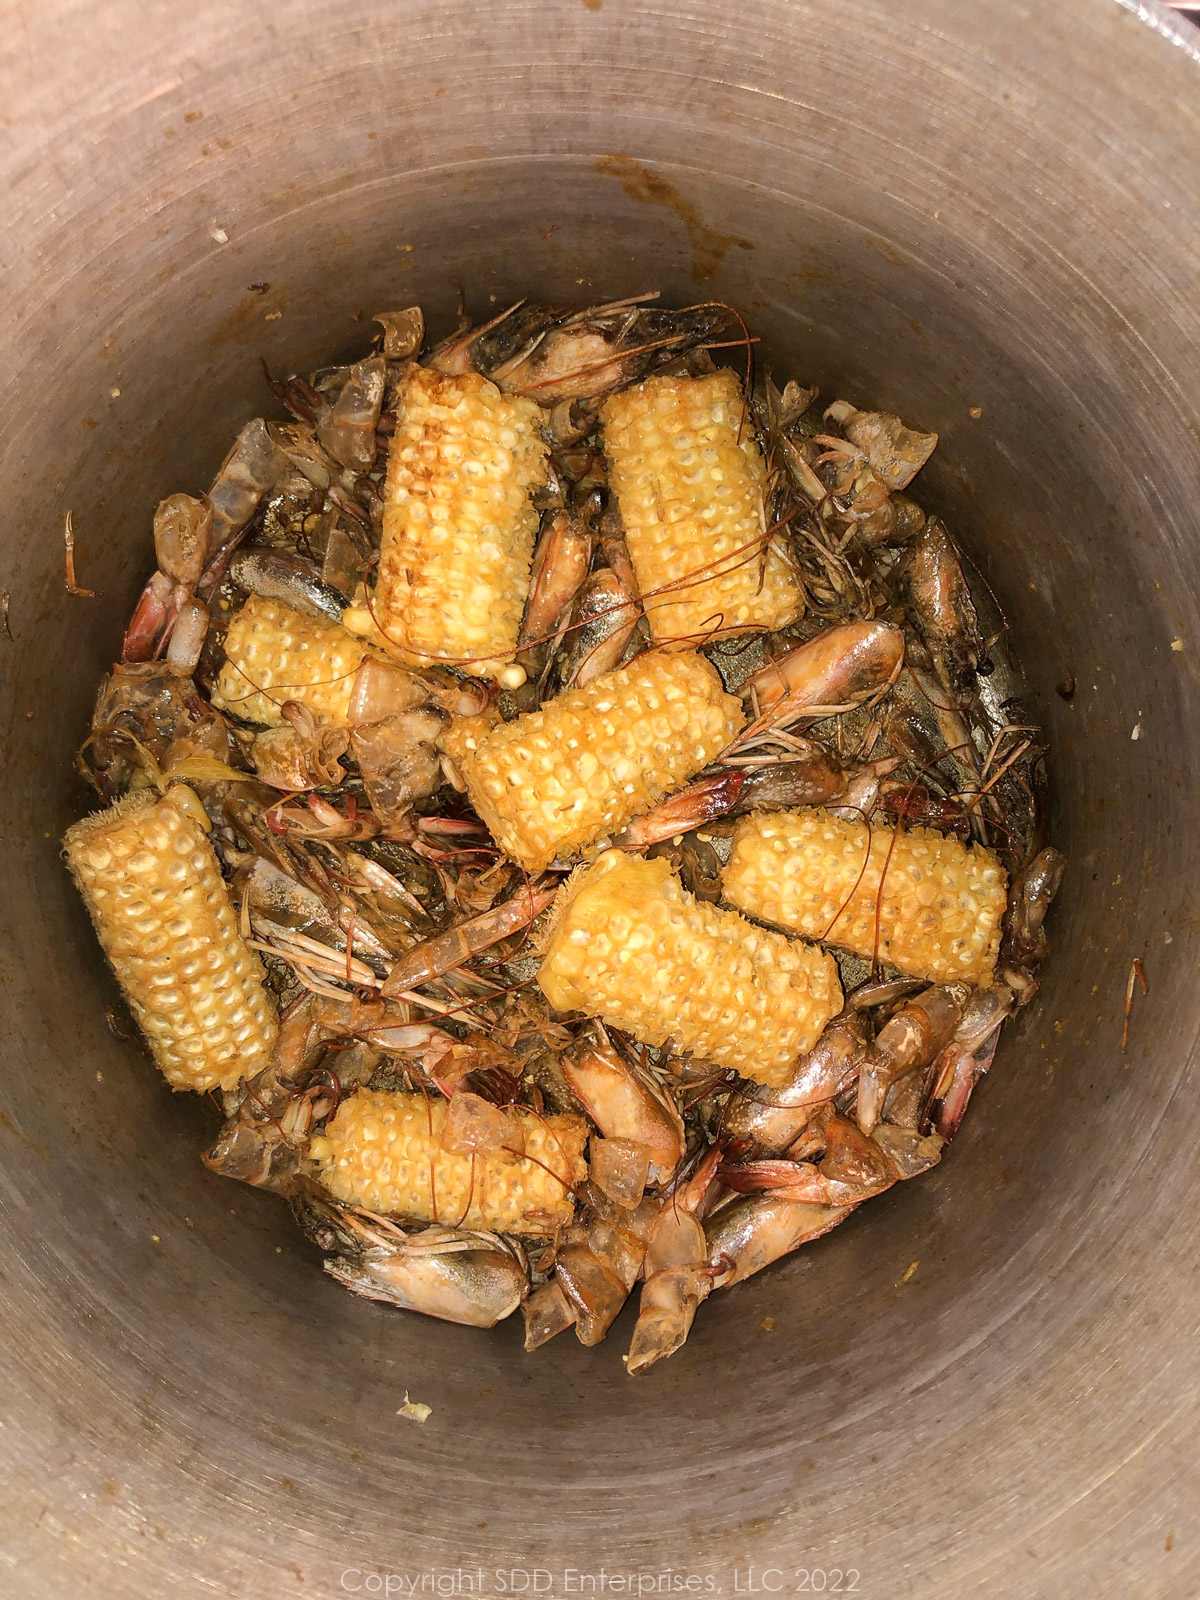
[77,292,1062,1372]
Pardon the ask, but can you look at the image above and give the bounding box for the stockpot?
[3,1,1199,1594]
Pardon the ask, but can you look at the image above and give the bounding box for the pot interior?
[3,1,1200,1593]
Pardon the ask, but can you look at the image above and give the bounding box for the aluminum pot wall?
[2,2,1199,1595]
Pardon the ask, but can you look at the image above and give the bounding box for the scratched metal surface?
[2,1,1199,1596]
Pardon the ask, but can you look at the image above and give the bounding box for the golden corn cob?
[723,808,1008,985]
[441,650,744,873]
[309,1091,588,1234]
[600,371,804,646]
[537,851,842,1087]
[63,791,278,1092]
[343,366,548,681]
[211,595,370,727]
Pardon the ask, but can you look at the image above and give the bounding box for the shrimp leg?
[721,1112,897,1206]
[625,1144,723,1375]
[920,985,1016,1139]
[723,1015,868,1156]
[856,984,969,1135]
[381,882,555,996]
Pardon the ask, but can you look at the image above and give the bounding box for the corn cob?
[723,808,1008,986]
[537,851,842,1087]
[342,366,548,681]
[441,650,744,873]
[63,790,278,1092]
[600,372,804,646]
[211,595,371,727]
[309,1091,588,1234]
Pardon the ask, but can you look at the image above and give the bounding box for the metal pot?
[3,1,1198,1593]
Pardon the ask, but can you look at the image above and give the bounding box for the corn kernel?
[343,366,548,678]
[538,850,841,1087]
[310,1091,588,1234]
[441,651,744,872]
[212,595,371,727]
[601,372,803,646]
[64,792,278,1091]
[723,808,1007,985]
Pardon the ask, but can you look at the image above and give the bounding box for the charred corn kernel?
[309,1091,588,1234]
[441,651,744,873]
[343,366,548,679]
[63,791,278,1092]
[723,808,1008,985]
[537,851,842,1087]
[211,595,370,727]
[601,372,804,646]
